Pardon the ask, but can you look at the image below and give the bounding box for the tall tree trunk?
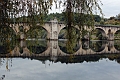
[0,0,8,24]
[66,0,73,39]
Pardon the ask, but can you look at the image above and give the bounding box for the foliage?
[104,13,120,25]
[43,12,101,22]
[0,25,16,40]
[105,19,120,25]
[0,0,103,25]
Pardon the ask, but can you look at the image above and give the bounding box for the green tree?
[116,14,120,20]
[0,0,9,24]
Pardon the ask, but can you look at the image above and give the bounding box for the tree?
[0,0,8,24]
[116,13,120,21]
[0,0,103,54]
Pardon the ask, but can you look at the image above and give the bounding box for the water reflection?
[0,40,120,63]
[26,40,47,54]
[58,40,80,54]
[89,41,106,52]
[114,40,120,51]
[0,39,16,54]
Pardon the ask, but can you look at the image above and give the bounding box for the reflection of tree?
[0,39,17,54]
[48,54,120,64]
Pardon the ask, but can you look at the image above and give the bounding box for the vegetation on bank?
[101,14,120,25]
[43,13,102,23]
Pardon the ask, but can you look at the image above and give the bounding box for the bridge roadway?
[0,40,120,60]
[10,19,120,40]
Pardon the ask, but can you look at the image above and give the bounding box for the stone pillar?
[108,33,114,40]
[50,18,58,40]
[107,41,114,51]
[19,26,26,40]
[20,32,25,40]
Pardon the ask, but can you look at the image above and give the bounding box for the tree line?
[44,12,102,23]
[104,13,120,25]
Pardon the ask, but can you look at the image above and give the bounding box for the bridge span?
[10,19,120,40]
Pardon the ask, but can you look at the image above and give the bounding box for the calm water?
[0,40,120,80]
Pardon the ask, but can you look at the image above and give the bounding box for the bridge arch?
[91,28,107,40]
[26,25,48,39]
[58,25,80,39]
[114,30,120,39]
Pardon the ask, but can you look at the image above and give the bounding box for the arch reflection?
[58,40,80,54]
[90,41,106,52]
[26,40,47,54]
[114,40,120,51]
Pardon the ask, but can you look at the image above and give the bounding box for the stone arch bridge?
[10,19,120,40]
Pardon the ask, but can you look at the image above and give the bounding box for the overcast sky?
[49,0,120,18]
[101,0,120,18]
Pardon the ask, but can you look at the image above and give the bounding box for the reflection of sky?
[0,58,120,80]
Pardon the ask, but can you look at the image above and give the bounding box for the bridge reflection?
[0,40,120,63]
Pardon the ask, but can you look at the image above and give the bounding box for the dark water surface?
[0,40,120,80]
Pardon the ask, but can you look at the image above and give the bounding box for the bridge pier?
[49,18,58,40]
[107,29,114,40]
[107,33,114,40]
[50,40,58,61]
